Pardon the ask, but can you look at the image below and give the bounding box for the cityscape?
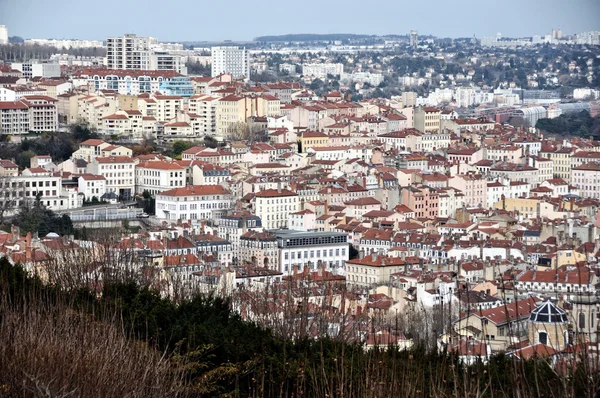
[0,5,600,396]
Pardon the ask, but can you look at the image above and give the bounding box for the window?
[538,331,548,345]
[579,312,586,329]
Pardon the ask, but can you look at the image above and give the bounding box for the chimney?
[241,214,248,233]
[303,264,309,277]
[11,225,19,244]
[163,236,168,251]
[293,264,298,277]
[569,197,574,211]
[25,232,32,262]
[201,220,206,233]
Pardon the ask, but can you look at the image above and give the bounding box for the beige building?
[346,254,408,288]
[413,106,441,133]
[77,94,118,129]
[188,94,219,135]
[527,301,568,351]
[217,94,280,137]
[454,297,540,352]
[253,188,300,230]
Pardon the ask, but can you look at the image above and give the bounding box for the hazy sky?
[1,0,599,42]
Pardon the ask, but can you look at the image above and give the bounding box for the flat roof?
[271,229,347,239]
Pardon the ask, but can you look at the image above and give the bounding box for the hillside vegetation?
[0,258,596,397]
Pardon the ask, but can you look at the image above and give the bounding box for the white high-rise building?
[0,25,8,45]
[410,30,418,47]
[211,46,250,79]
[301,63,344,79]
[106,34,157,70]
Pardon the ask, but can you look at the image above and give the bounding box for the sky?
[1,0,599,42]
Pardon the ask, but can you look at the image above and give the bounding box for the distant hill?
[254,33,405,42]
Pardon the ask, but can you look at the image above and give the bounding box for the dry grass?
[0,292,185,398]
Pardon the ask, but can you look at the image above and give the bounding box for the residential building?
[253,188,300,230]
[77,174,107,200]
[346,254,407,287]
[155,185,233,221]
[86,156,135,200]
[218,211,262,252]
[135,161,185,195]
[571,162,600,200]
[301,63,344,78]
[275,229,349,275]
[106,34,156,70]
[211,46,250,79]
[414,106,441,133]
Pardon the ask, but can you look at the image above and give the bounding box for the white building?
[302,63,344,79]
[12,61,61,79]
[275,230,349,275]
[135,161,185,195]
[211,46,250,79]
[149,49,187,75]
[86,156,135,201]
[75,68,180,96]
[571,162,600,200]
[77,174,107,200]
[253,188,300,230]
[0,25,8,45]
[155,184,233,221]
[106,34,157,70]
[24,38,104,49]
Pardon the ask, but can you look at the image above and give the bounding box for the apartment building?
[448,173,487,208]
[77,174,107,200]
[346,254,408,288]
[21,96,59,132]
[102,110,157,140]
[13,167,80,210]
[414,106,441,133]
[0,101,30,134]
[135,161,185,195]
[239,230,278,270]
[75,68,180,96]
[275,230,349,275]
[253,188,300,230]
[12,61,61,79]
[211,46,250,79]
[72,139,133,161]
[219,211,263,252]
[571,162,600,199]
[87,156,135,200]
[0,96,58,135]
[301,63,344,78]
[188,94,218,135]
[216,94,280,137]
[155,184,233,221]
[106,34,156,70]
[77,94,118,129]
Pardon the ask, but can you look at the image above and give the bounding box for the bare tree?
[0,175,23,224]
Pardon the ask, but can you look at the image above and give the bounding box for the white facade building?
[302,63,344,79]
[106,34,157,70]
[155,185,233,221]
[0,25,8,45]
[275,230,349,275]
[135,161,185,195]
[86,156,135,200]
[253,188,300,230]
[77,174,107,200]
[211,46,250,79]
